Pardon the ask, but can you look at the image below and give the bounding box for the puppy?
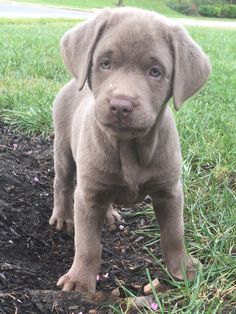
[49,7,211,292]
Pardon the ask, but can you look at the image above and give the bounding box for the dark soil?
[0,122,167,314]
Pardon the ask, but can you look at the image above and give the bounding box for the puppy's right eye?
[149,66,161,78]
[100,59,111,70]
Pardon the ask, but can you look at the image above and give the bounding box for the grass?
[0,19,235,312]
[0,19,75,135]
[5,0,183,17]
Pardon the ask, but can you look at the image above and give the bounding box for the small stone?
[129,295,154,308]
[68,305,79,310]
[24,150,33,156]
[134,236,144,243]
[123,228,129,236]
[140,218,146,227]
[0,273,7,281]
[108,224,117,232]
[88,310,97,314]
[132,284,142,290]
[144,195,152,204]
[111,287,120,297]
[144,278,160,295]
[6,185,14,192]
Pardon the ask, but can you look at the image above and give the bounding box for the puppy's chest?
[113,161,154,205]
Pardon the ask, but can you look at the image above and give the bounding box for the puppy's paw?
[105,206,121,225]
[57,270,96,293]
[171,256,202,281]
[49,214,74,234]
[185,256,202,280]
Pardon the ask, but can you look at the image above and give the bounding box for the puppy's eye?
[100,59,111,70]
[149,66,161,78]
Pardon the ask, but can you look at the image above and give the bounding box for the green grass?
[0,19,235,312]
[5,0,183,17]
[0,19,75,135]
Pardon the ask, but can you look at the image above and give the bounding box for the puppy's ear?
[170,25,211,110]
[61,9,111,90]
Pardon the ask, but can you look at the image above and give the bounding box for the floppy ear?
[170,25,211,110]
[60,9,111,91]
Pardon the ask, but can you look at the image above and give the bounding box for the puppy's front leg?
[57,187,108,292]
[152,180,199,280]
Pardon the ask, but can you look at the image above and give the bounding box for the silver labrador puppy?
[49,7,211,292]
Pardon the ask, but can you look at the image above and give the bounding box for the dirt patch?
[0,122,167,313]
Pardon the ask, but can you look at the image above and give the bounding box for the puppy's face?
[91,19,173,139]
[61,8,211,140]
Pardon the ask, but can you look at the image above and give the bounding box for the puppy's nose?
[110,97,133,117]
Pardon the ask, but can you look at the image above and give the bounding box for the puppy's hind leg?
[105,205,122,225]
[49,135,75,234]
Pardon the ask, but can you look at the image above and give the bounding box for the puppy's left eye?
[149,66,161,78]
[100,59,111,70]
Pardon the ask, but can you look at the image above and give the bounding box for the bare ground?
[0,121,170,313]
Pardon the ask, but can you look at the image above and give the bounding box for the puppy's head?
[61,8,211,139]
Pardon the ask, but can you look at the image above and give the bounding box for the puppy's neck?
[118,140,140,193]
[118,115,163,192]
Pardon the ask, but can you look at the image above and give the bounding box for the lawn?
[5,0,183,17]
[0,19,235,312]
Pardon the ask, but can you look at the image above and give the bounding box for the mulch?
[0,121,169,313]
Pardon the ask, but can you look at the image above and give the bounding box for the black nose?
[110,97,133,117]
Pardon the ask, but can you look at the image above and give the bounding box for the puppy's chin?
[97,121,150,140]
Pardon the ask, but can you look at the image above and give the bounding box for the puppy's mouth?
[104,123,148,135]
[94,112,151,138]
[103,123,148,138]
